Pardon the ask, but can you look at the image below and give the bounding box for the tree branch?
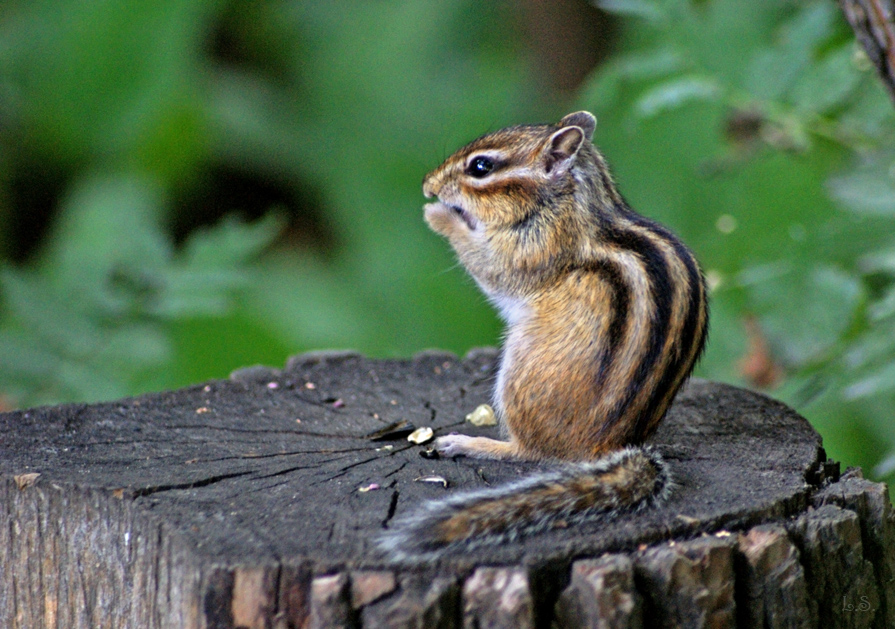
[840,0,895,103]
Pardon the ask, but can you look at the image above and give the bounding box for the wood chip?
[466,404,497,426]
[407,427,434,444]
[414,475,448,488]
[14,473,40,490]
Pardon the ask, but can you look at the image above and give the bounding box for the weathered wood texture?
[839,0,895,103]
[0,349,891,628]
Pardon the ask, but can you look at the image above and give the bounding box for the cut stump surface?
[1,349,892,628]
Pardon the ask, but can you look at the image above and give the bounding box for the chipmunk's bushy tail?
[377,446,670,563]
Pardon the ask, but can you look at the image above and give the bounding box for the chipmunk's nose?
[422,171,440,199]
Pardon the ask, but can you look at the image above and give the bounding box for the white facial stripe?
[461,164,541,189]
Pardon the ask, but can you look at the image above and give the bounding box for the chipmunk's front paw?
[434,434,474,458]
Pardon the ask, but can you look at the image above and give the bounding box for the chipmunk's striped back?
[587,205,707,446]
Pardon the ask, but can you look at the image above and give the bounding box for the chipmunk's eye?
[466,156,494,178]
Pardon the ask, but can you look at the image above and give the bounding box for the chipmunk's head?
[422,111,611,296]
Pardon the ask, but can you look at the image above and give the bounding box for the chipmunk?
[378,111,708,561]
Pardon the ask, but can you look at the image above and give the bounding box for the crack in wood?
[381,462,409,480]
[179,446,382,466]
[252,462,334,482]
[383,490,400,528]
[164,423,368,440]
[311,454,387,486]
[132,470,255,497]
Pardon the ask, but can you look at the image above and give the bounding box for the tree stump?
[0,349,892,628]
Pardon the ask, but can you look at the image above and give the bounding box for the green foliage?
[0,0,533,405]
[0,170,281,405]
[0,0,893,488]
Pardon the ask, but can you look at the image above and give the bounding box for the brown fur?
[424,111,708,462]
[376,112,706,561]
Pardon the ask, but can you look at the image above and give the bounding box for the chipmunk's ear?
[545,126,585,176]
[544,112,595,176]
[559,111,596,140]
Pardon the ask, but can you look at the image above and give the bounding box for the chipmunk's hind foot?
[434,434,523,460]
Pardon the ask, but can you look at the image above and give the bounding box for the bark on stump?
[0,349,892,628]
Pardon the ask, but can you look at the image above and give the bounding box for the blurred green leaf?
[875,452,895,478]
[789,44,862,114]
[0,267,103,356]
[744,50,803,102]
[843,325,895,371]
[634,75,721,118]
[96,324,171,370]
[147,270,240,318]
[615,48,685,80]
[747,265,862,366]
[182,213,285,269]
[844,360,895,400]
[595,0,666,22]
[579,47,684,108]
[244,251,375,351]
[743,1,837,101]
[860,242,895,275]
[868,286,895,321]
[829,169,895,217]
[54,360,130,403]
[0,329,63,380]
[839,77,895,137]
[7,0,212,180]
[40,173,171,317]
[150,214,284,318]
[0,188,282,404]
[776,1,837,53]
